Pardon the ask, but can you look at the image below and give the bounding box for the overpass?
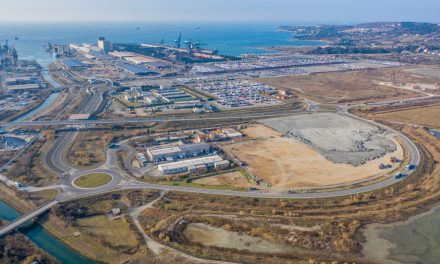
[0,201,58,237]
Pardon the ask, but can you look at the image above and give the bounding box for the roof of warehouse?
[61,59,87,68]
[158,155,224,170]
[88,51,113,60]
[117,63,156,74]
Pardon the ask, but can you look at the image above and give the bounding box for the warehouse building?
[61,59,88,70]
[158,155,230,175]
[146,142,210,162]
[117,62,157,75]
[153,87,194,103]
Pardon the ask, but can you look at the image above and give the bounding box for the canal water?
[0,200,94,264]
[430,129,440,139]
[13,92,61,122]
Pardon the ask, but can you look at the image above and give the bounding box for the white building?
[146,143,210,162]
[158,155,230,175]
[98,37,112,53]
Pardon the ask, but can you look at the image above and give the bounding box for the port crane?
[174,33,182,48]
[184,39,207,55]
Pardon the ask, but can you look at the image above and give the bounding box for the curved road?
[39,113,420,201]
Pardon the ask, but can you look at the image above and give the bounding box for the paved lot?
[261,113,397,166]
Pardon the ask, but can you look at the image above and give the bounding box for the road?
[38,110,420,201]
[0,78,426,237]
[0,111,305,128]
[0,201,58,237]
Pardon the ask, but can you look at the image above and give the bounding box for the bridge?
[0,201,58,237]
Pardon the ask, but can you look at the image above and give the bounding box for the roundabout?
[73,173,113,189]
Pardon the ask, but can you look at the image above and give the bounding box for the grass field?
[74,173,112,188]
[373,105,440,129]
[318,105,338,111]
[257,67,429,104]
[193,171,257,189]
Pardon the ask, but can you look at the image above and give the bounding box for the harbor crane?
[174,33,182,48]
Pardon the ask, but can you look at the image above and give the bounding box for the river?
[3,49,92,262]
[0,200,94,264]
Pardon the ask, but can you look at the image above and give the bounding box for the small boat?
[194,26,201,30]
[136,27,141,30]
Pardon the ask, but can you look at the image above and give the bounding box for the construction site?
[223,113,405,190]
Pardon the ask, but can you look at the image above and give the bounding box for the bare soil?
[226,125,403,190]
[372,104,440,129]
[257,67,430,104]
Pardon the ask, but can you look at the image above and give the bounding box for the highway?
[0,79,426,237]
[35,109,420,201]
[0,111,305,128]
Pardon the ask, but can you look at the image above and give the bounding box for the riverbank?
[0,199,94,264]
[1,90,51,122]
[13,91,61,122]
[363,202,440,264]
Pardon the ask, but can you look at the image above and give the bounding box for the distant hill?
[279,22,440,40]
[279,22,440,56]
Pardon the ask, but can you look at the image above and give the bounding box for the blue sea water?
[0,22,322,68]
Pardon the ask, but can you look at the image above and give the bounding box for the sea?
[0,22,322,69]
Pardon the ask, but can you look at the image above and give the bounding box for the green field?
[318,105,338,111]
[74,173,112,188]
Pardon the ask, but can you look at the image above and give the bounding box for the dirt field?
[225,125,403,190]
[193,171,257,188]
[183,223,287,254]
[257,67,432,104]
[261,113,397,166]
[373,105,440,129]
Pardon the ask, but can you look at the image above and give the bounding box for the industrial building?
[84,50,113,61]
[61,59,88,70]
[158,155,230,175]
[0,40,18,68]
[117,63,157,75]
[108,51,136,59]
[153,87,194,103]
[136,153,147,166]
[146,142,210,162]
[5,76,41,93]
[125,55,156,65]
[0,136,27,151]
[98,37,112,53]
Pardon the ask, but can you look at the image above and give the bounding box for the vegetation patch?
[74,173,112,188]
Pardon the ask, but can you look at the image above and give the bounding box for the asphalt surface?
[0,111,305,128]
